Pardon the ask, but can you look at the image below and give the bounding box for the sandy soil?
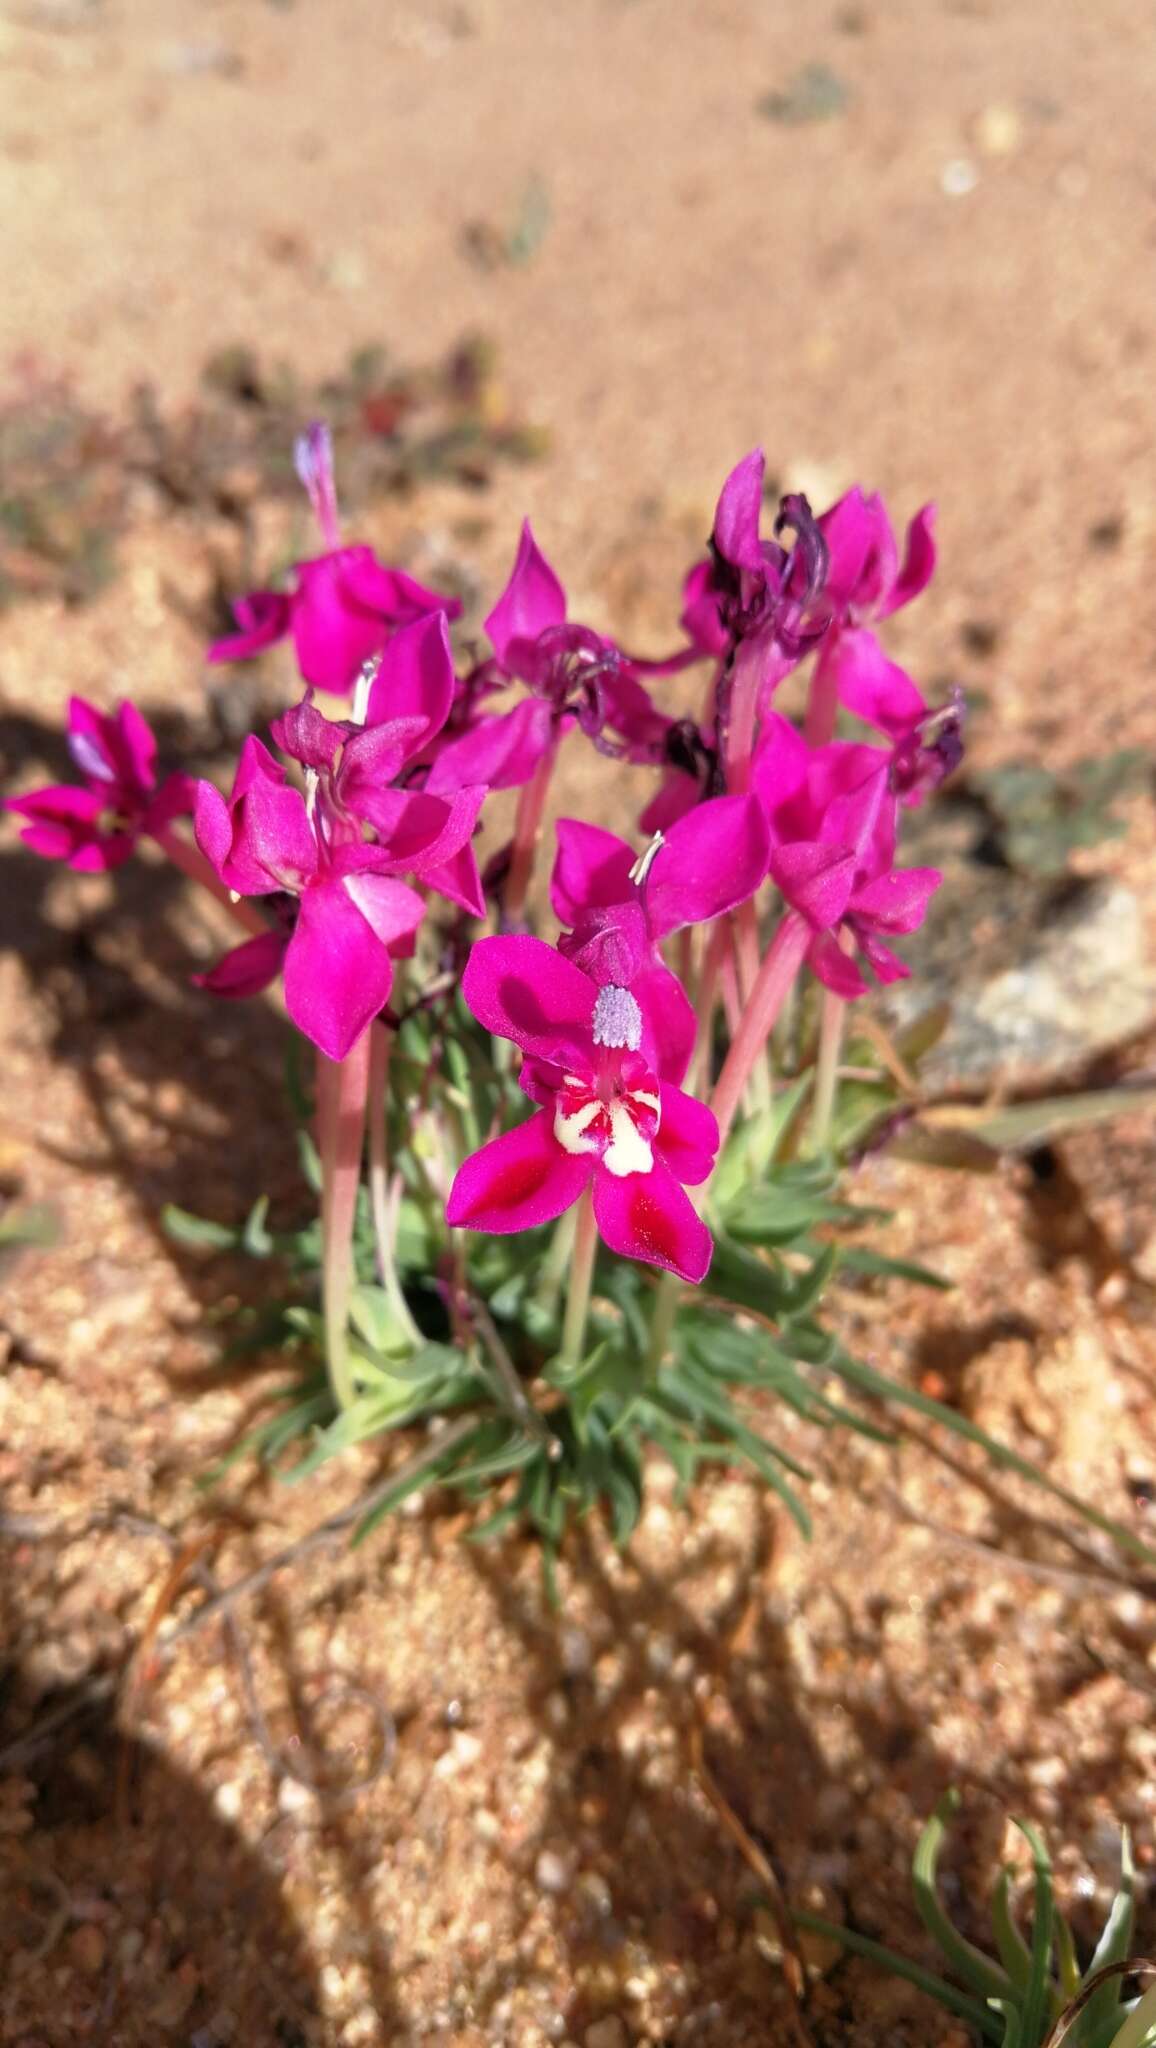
[1,2,1156,2044]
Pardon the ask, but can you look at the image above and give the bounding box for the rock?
[884,872,1156,1089]
[584,2020,628,2048]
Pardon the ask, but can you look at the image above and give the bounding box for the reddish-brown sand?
[1,4,1155,2044]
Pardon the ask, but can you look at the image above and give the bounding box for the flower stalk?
[317,1029,372,1409]
[711,913,810,1151]
[559,1184,598,1368]
[503,735,558,926]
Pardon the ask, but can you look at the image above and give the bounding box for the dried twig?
[689,1720,815,2047]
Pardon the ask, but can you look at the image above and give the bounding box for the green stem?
[559,1185,597,1367]
[646,1271,680,1372]
[711,913,810,1152]
[367,1021,422,1348]
[537,1206,577,1314]
[317,1031,371,1409]
[808,987,846,1153]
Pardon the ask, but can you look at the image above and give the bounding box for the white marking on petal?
[602,1098,655,1178]
[553,1097,606,1157]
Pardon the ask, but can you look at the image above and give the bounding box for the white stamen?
[350,655,380,728]
[629,832,665,887]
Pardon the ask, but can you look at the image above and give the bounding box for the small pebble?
[535,1847,573,1895]
[941,157,979,197]
[584,2020,628,2048]
[975,102,1021,156]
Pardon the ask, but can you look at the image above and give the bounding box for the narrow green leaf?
[912,1792,1014,2004]
[1077,1832,1134,2042]
[826,1351,1156,1569]
[790,1909,1003,2043]
[992,1869,1034,1993]
[162,1203,239,1250]
[1013,1817,1054,2048]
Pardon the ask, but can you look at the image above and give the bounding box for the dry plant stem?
[808,986,846,1152]
[711,912,810,1150]
[504,735,558,925]
[150,823,267,936]
[690,1722,814,2045]
[317,1029,372,1410]
[368,1021,422,1347]
[560,1183,598,1366]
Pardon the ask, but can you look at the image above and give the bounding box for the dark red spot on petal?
[478,1146,555,1215]
[627,1180,685,1268]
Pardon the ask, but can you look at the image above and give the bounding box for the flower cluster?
[8,427,951,1395]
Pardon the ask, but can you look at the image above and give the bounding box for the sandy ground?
[2,2,1156,2044]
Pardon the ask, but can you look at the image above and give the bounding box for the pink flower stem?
[711,913,811,1153]
[149,824,267,937]
[804,637,840,747]
[316,1028,372,1410]
[368,1020,422,1346]
[808,986,846,1154]
[559,1184,598,1368]
[691,920,731,1094]
[722,638,762,795]
[504,735,558,927]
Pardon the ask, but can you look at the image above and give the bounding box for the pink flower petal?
[550,819,634,927]
[752,712,812,823]
[364,610,456,755]
[419,844,486,918]
[768,842,858,931]
[341,871,426,952]
[817,487,877,615]
[282,876,396,1059]
[655,1083,719,1186]
[808,930,868,999]
[712,448,766,575]
[426,696,555,795]
[854,929,912,986]
[633,962,697,1086]
[646,794,769,936]
[680,557,729,658]
[850,864,941,935]
[335,719,430,814]
[878,503,936,619]
[462,934,595,1066]
[192,929,287,999]
[593,1155,713,1282]
[825,628,927,739]
[639,769,701,835]
[483,520,567,672]
[447,1111,591,1234]
[143,773,197,831]
[291,550,391,693]
[561,899,652,989]
[207,589,291,665]
[341,553,461,629]
[270,694,345,771]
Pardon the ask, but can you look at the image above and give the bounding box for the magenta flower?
[807,486,961,799]
[753,715,941,997]
[446,935,717,1283]
[7,696,194,872]
[207,423,461,695]
[194,614,483,1054]
[429,521,670,796]
[683,449,831,674]
[550,792,770,1074]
